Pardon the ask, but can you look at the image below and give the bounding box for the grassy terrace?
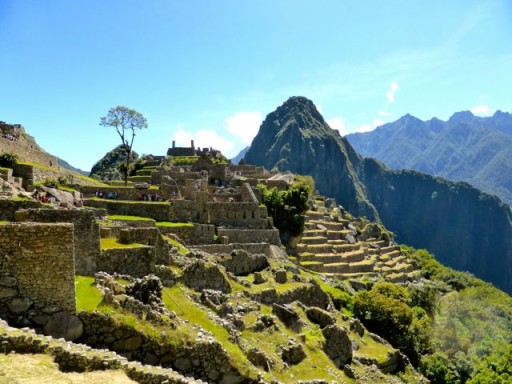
[100,238,145,249]
[155,221,194,228]
[107,215,156,221]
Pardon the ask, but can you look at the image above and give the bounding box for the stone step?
[322,262,351,274]
[380,245,401,253]
[348,260,375,273]
[301,253,346,264]
[386,272,407,284]
[309,221,347,231]
[300,260,324,272]
[338,248,366,263]
[302,243,336,254]
[368,239,387,248]
[381,250,402,260]
[327,239,348,245]
[391,262,415,274]
[303,229,326,237]
[326,229,354,240]
[299,236,328,245]
[332,243,361,253]
[305,211,328,220]
[384,255,406,268]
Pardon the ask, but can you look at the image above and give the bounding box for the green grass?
[164,236,189,255]
[163,284,258,380]
[0,166,11,171]
[156,221,194,228]
[75,276,103,311]
[107,215,156,222]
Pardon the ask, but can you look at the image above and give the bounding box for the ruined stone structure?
[0,223,76,326]
[14,208,101,275]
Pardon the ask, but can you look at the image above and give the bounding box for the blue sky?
[1,1,511,171]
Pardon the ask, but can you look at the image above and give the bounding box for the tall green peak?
[245,96,379,221]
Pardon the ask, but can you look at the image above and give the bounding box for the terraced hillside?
[297,203,419,284]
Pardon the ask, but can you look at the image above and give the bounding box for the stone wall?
[98,247,155,277]
[157,224,215,245]
[192,243,273,257]
[79,185,141,200]
[206,202,267,228]
[118,227,171,264]
[0,199,41,221]
[84,199,196,222]
[0,319,203,384]
[0,223,76,316]
[217,228,281,245]
[14,208,100,275]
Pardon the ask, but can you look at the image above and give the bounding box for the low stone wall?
[157,224,215,245]
[118,227,171,265]
[0,223,76,317]
[15,208,100,275]
[85,199,195,222]
[79,185,140,200]
[98,247,155,277]
[0,199,41,221]
[217,228,281,245]
[192,243,273,257]
[79,311,243,383]
[0,319,204,384]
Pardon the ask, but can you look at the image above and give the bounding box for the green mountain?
[245,96,512,294]
[345,111,512,206]
[89,145,138,181]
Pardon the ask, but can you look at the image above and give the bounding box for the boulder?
[322,325,352,367]
[281,342,306,365]
[0,287,17,299]
[44,311,84,341]
[349,318,365,337]
[305,307,335,328]
[272,303,303,332]
[7,297,33,314]
[183,260,231,293]
[112,335,142,351]
[221,250,269,276]
[275,269,287,283]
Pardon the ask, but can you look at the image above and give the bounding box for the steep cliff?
[245,96,512,293]
[244,97,379,220]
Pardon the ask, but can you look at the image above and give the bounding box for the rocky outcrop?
[182,260,232,293]
[322,325,352,367]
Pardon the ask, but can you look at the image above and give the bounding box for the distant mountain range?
[345,111,512,206]
[230,146,249,164]
[245,96,512,294]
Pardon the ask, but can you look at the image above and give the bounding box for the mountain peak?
[448,110,475,123]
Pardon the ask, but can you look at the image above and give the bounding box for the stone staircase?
[297,208,420,283]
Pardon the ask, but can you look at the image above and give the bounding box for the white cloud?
[224,112,262,145]
[373,119,384,127]
[171,126,235,155]
[355,124,373,133]
[326,117,346,135]
[386,81,399,103]
[378,110,391,116]
[471,104,491,116]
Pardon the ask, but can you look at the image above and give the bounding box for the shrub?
[0,153,18,168]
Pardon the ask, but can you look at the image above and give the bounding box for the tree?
[100,106,148,186]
